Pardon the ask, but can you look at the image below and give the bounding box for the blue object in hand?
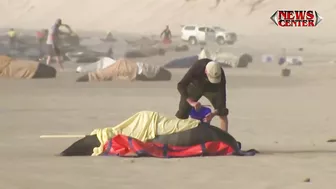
[189,106,212,122]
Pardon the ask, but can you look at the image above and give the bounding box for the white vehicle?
[181,25,237,45]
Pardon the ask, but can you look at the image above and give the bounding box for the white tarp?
[76,57,116,73]
[215,52,239,67]
[136,62,161,78]
[198,49,213,60]
[76,58,160,78]
[198,48,239,67]
[285,56,303,65]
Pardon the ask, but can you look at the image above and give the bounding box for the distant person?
[36,29,48,57]
[46,19,64,70]
[7,28,17,50]
[106,47,113,58]
[278,48,287,66]
[175,59,229,132]
[160,25,172,44]
[104,31,114,42]
[36,29,48,46]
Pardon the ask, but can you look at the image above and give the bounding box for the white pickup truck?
[180,25,237,45]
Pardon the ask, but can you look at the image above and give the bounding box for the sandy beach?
[0,0,336,188]
[1,62,336,188]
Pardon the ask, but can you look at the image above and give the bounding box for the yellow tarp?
[90,111,200,156]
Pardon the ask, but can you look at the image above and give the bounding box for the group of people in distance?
[8,20,229,133]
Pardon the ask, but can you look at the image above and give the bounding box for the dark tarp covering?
[164,55,198,68]
[124,47,165,58]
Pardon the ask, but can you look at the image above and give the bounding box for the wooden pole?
[40,135,86,139]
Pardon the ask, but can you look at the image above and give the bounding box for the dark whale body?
[60,123,244,156]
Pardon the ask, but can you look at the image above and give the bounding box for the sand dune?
[0,0,332,36]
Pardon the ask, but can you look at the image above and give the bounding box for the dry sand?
[1,62,336,189]
[1,0,336,188]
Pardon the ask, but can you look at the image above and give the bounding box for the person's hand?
[203,112,215,123]
[187,98,202,111]
[191,101,202,111]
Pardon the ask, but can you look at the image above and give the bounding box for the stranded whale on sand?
[76,58,172,82]
[60,111,257,157]
[0,56,56,79]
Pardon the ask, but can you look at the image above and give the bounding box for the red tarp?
[102,135,235,157]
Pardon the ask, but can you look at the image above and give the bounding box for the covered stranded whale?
[76,58,171,82]
[0,56,56,79]
[60,111,258,157]
[164,48,253,68]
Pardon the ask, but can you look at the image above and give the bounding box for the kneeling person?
[175,58,229,131]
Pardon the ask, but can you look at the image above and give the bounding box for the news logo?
[270,10,323,27]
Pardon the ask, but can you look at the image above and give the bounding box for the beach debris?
[303,178,311,182]
[261,54,274,63]
[122,159,135,163]
[281,68,291,77]
[327,139,336,143]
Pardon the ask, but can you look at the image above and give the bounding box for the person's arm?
[177,63,200,102]
[215,71,229,131]
[219,115,229,132]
